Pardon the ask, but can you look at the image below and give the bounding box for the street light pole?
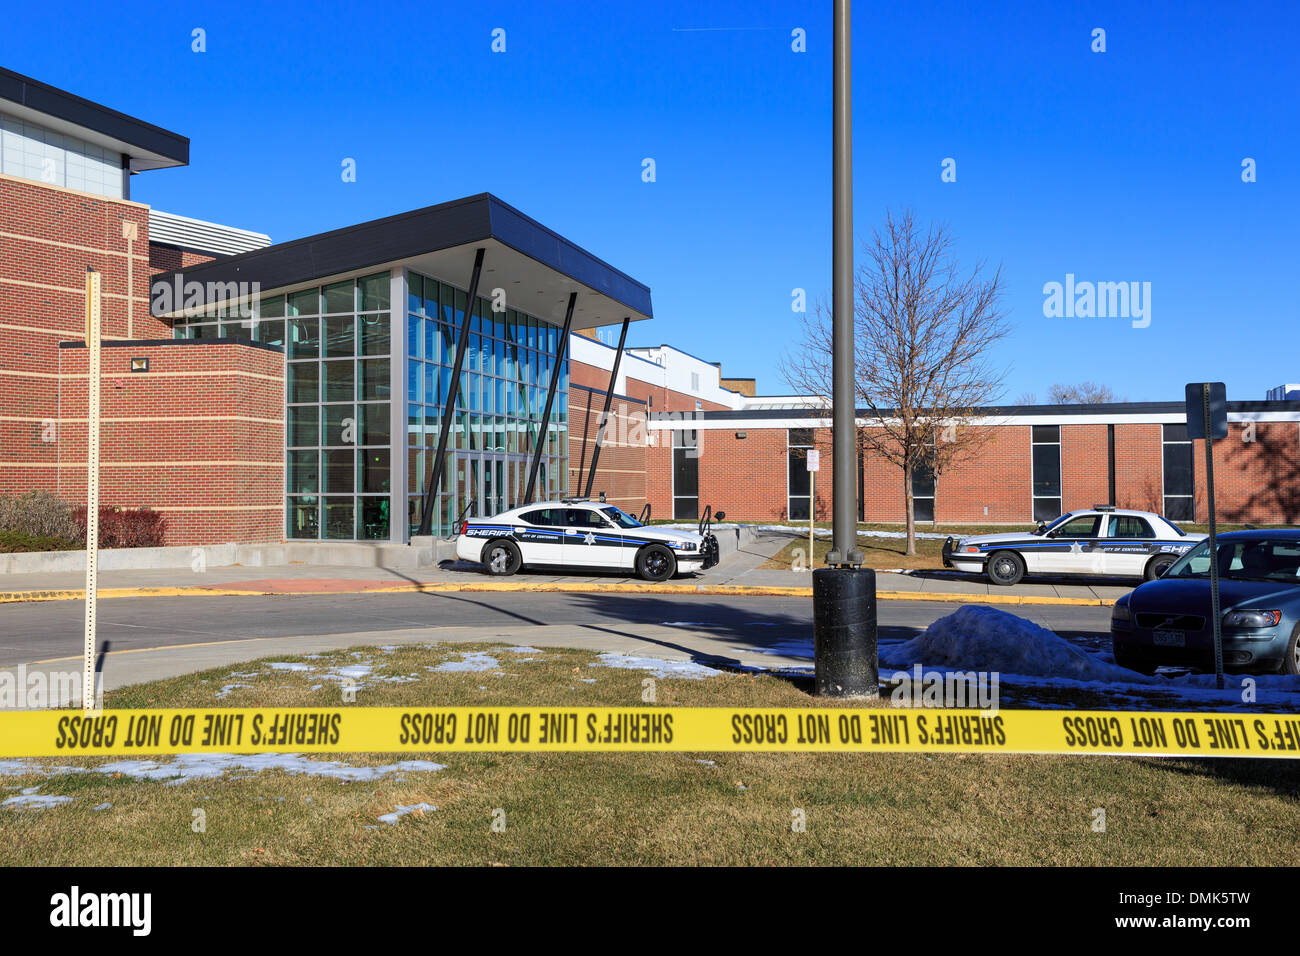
[813,0,877,698]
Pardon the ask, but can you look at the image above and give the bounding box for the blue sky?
[6,0,1296,402]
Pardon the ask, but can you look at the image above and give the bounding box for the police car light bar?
[1093,505,1116,511]
[560,497,590,504]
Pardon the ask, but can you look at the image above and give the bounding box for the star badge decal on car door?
[1070,541,1084,554]
[584,531,596,545]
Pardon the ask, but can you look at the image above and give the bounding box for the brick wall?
[54,341,284,544]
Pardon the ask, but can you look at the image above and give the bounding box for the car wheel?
[482,540,521,576]
[1282,625,1300,677]
[986,550,1024,586]
[636,544,676,582]
[1144,554,1177,581]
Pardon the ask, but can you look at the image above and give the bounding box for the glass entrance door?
[454,451,530,520]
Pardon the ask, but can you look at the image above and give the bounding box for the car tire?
[986,550,1025,586]
[1144,554,1177,581]
[636,544,676,582]
[1281,625,1300,677]
[482,540,521,577]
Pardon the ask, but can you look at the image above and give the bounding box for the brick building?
[2,68,1297,551]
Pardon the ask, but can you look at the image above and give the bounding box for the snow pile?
[880,605,1153,683]
[2,787,72,810]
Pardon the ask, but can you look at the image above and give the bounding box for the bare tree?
[781,209,1010,555]
[1047,382,1123,404]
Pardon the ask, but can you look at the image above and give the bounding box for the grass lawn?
[3,641,1300,865]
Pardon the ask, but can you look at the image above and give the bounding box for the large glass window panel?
[359,497,390,540]
[289,361,319,404]
[288,288,319,316]
[360,402,391,446]
[1031,443,1061,497]
[324,315,355,357]
[324,449,355,493]
[407,273,423,315]
[422,275,438,317]
[360,313,389,355]
[259,295,285,318]
[426,364,440,407]
[407,359,421,402]
[359,272,390,311]
[360,448,390,493]
[323,359,355,402]
[323,404,356,446]
[322,498,355,539]
[359,358,390,400]
[287,497,319,539]
[256,319,284,346]
[287,450,319,494]
[407,314,421,360]
[288,406,320,448]
[289,317,319,358]
[323,280,354,314]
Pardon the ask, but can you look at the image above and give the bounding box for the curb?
[0,582,1116,607]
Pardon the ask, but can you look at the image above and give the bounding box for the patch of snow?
[433,652,500,673]
[502,646,541,654]
[87,754,446,785]
[590,654,722,680]
[268,662,314,672]
[377,802,437,825]
[3,787,72,809]
[92,802,112,811]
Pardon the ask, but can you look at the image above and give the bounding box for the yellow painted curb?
[0,582,1116,607]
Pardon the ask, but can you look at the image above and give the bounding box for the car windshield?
[1040,512,1074,534]
[1165,537,1300,582]
[602,506,643,529]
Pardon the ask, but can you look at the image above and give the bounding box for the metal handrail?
[637,503,651,525]
[698,504,712,538]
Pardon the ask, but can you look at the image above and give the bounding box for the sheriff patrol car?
[942,506,1205,586]
[455,499,721,581]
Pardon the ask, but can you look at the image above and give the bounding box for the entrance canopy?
[150,193,652,330]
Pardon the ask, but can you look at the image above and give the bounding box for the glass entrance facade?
[173,267,570,542]
[405,270,568,537]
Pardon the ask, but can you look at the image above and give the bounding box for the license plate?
[1153,630,1185,647]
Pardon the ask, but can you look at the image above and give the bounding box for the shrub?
[71,506,168,549]
[0,490,80,541]
[0,529,81,553]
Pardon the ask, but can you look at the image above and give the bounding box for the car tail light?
[460,520,469,535]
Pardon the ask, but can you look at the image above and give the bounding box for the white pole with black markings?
[83,269,102,712]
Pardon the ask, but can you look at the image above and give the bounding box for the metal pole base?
[813,567,878,698]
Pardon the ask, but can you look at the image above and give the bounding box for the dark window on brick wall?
[787,429,814,520]
[1032,425,1062,521]
[1162,423,1194,520]
[673,429,699,520]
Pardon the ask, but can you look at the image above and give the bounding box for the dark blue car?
[1111,529,1300,675]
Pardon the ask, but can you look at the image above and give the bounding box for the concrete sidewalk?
[0,528,1131,607]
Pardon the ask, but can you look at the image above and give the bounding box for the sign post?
[83,269,102,712]
[1185,382,1227,689]
[807,449,820,564]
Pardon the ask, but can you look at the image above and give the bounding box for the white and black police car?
[942,506,1205,586]
[455,498,722,581]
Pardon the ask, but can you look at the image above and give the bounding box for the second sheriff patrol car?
[455,499,721,581]
[942,506,1205,585]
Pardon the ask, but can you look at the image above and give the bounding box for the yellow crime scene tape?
[2,706,1300,758]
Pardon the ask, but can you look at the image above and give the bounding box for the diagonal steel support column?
[584,316,630,499]
[524,292,576,503]
[415,248,484,536]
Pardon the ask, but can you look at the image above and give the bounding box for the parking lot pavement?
[0,527,1133,606]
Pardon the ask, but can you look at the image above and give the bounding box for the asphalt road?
[0,591,1113,668]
